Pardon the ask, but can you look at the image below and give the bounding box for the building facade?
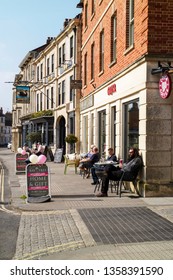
[12,15,82,155]
[0,108,12,146]
[78,0,173,196]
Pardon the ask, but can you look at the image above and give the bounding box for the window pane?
[98,110,106,158]
[124,100,139,160]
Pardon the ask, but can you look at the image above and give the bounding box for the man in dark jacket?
[96,147,142,197]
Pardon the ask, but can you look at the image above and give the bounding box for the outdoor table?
[94,161,119,168]
[93,161,119,192]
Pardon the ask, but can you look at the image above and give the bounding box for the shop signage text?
[107,84,116,95]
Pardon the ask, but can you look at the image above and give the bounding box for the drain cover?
[78,207,173,244]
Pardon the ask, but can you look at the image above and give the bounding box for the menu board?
[54,148,63,163]
[15,153,28,174]
[26,164,51,203]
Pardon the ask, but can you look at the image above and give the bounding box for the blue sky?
[0,0,81,112]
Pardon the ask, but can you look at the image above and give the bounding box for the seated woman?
[79,147,100,176]
[96,147,142,197]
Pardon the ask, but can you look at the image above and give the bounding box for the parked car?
[7,142,12,149]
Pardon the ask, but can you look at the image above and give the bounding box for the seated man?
[79,147,100,174]
[96,147,142,197]
[91,147,118,185]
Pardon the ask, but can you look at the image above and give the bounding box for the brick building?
[78,0,173,196]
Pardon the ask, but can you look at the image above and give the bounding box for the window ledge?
[98,70,104,77]
[124,44,134,56]
[90,12,95,21]
[109,60,117,68]
[84,26,88,33]
[90,79,95,84]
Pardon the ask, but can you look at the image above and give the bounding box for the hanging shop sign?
[159,74,172,99]
[70,79,82,89]
[107,84,116,95]
[26,163,51,203]
[16,85,30,103]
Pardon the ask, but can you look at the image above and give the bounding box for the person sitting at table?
[79,144,96,177]
[91,147,118,185]
[86,144,96,158]
[96,147,143,196]
[79,146,100,176]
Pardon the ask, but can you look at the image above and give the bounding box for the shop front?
[80,59,173,197]
[22,116,54,147]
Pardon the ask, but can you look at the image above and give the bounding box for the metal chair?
[116,171,140,197]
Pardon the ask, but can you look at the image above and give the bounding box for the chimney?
[63,18,71,28]
[46,37,54,44]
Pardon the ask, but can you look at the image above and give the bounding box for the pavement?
[1,148,173,260]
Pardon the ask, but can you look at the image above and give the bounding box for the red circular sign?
[159,74,171,99]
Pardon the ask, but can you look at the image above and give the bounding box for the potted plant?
[65,134,78,153]
[26,131,41,144]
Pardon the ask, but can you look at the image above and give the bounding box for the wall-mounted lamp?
[151,61,173,75]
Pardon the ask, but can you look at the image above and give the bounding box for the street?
[0,148,21,259]
[0,148,173,260]
[0,209,20,260]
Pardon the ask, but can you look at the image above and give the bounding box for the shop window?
[48,123,54,144]
[98,110,106,158]
[83,115,88,153]
[124,99,139,160]
[90,113,94,145]
[111,106,116,152]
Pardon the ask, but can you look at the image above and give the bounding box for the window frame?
[85,2,88,28]
[99,29,104,72]
[62,80,65,104]
[84,52,87,86]
[91,42,95,80]
[51,54,54,73]
[70,36,74,58]
[110,13,117,63]
[47,58,50,76]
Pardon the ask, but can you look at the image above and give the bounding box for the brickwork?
[81,0,173,98]
[81,0,149,97]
